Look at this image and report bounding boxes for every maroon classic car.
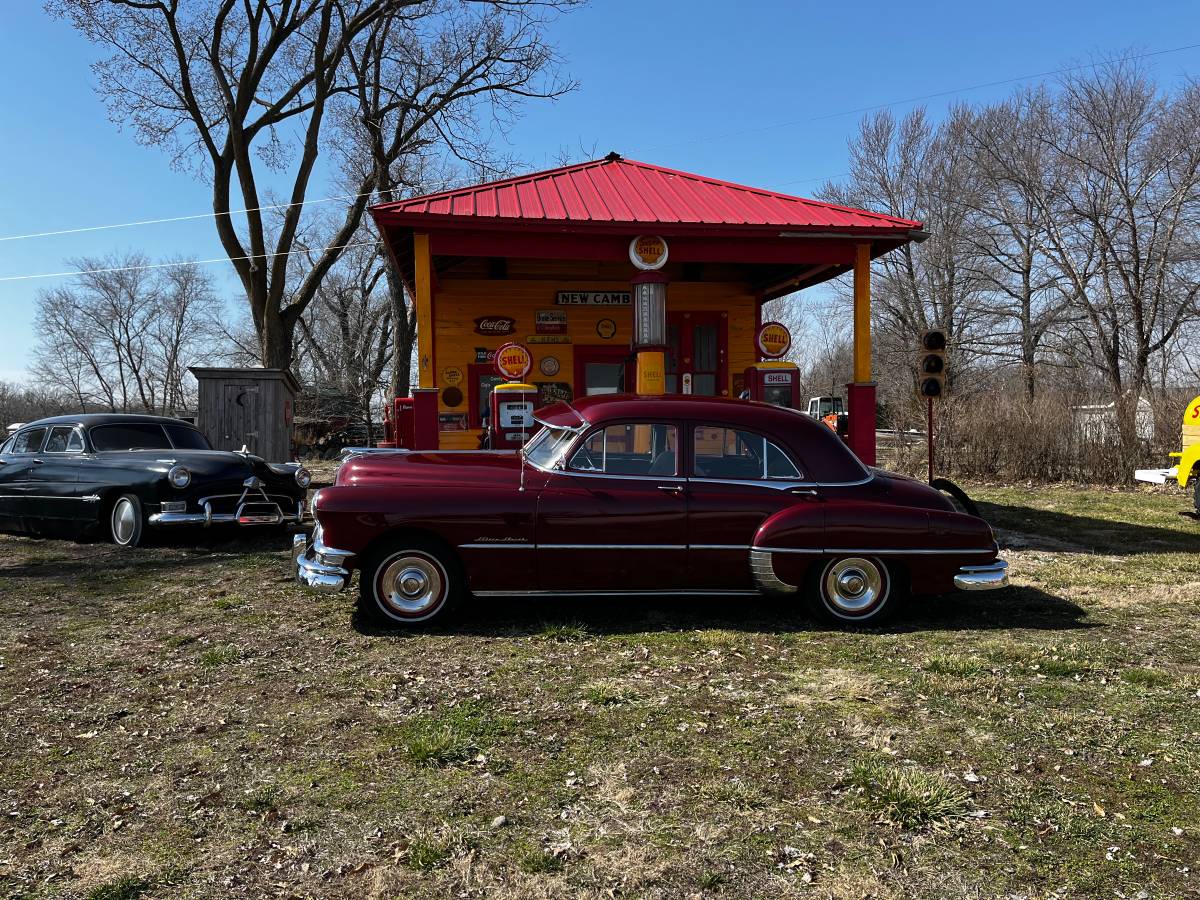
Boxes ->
[293,395,1008,627]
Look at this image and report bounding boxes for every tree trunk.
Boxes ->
[385,263,415,399]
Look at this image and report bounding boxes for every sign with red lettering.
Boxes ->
[474,316,516,336]
[756,321,792,359]
[629,235,669,271]
[494,342,533,381]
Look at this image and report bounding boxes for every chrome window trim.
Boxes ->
[43,426,85,454]
[566,421,680,478]
[544,468,687,483]
[691,425,804,481]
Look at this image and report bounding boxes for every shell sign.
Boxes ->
[756,321,792,359]
[494,342,533,381]
[629,235,668,271]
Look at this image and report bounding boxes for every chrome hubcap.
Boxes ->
[824,557,884,614]
[379,555,444,617]
[112,499,136,545]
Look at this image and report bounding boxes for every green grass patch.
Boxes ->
[86,875,155,900]
[848,759,972,829]
[924,653,984,677]
[537,620,591,641]
[1122,667,1172,687]
[383,700,510,768]
[198,645,240,667]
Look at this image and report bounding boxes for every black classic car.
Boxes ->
[0,414,310,547]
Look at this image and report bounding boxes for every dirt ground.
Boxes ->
[1,482,1199,899]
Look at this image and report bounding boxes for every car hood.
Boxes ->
[338,450,522,488]
[100,449,296,483]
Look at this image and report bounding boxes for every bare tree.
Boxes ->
[50,0,576,370]
[961,90,1074,398]
[296,237,393,434]
[1026,62,1200,457]
[32,255,221,413]
[821,106,989,389]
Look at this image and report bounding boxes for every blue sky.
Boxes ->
[2,0,1199,383]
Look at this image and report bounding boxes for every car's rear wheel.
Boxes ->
[109,494,145,548]
[358,538,460,627]
[807,555,898,626]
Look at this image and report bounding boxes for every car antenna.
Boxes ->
[518,444,526,493]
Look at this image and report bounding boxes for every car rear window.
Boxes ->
[90,423,172,451]
[165,425,211,450]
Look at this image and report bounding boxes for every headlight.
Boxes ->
[295,466,312,489]
[167,465,191,489]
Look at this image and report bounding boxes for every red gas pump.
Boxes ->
[743,361,801,410]
[488,382,537,449]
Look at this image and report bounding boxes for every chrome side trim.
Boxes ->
[538,544,688,550]
[750,549,799,595]
[459,542,536,550]
[752,546,822,555]
[752,545,997,556]
[551,469,686,483]
[689,544,751,551]
[472,589,762,598]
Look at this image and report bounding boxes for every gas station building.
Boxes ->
[370,153,924,465]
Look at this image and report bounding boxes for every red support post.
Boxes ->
[845,382,877,466]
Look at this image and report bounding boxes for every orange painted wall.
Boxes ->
[429,259,759,449]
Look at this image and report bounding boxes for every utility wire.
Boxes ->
[636,40,1200,153]
[0,40,1195,251]
[0,239,382,283]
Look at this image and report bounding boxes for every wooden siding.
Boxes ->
[428,259,758,450]
[191,370,297,462]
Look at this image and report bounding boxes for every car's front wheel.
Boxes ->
[109,494,145,548]
[358,539,460,627]
[807,555,899,626]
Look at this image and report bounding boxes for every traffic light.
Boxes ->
[918,329,947,398]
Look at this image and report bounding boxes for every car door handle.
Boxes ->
[789,487,818,496]
[657,484,685,495]
[32,459,45,465]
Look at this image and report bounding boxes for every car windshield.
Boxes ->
[164,424,211,450]
[90,423,172,451]
[523,425,578,470]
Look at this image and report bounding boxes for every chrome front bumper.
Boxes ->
[292,527,353,593]
[954,559,1010,591]
[149,499,306,528]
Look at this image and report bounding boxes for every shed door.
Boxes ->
[222,384,261,453]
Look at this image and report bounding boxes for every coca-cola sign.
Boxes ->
[474,316,516,336]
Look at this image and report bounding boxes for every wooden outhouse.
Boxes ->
[189,367,299,462]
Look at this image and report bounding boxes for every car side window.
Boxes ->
[12,427,48,455]
[0,436,12,455]
[568,423,678,476]
[692,426,802,480]
[45,426,83,453]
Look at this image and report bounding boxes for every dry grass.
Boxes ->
[1,482,1199,898]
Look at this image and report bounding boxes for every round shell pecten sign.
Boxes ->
[494,342,533,381]
[629,235,668,271]
[756,321,792,359]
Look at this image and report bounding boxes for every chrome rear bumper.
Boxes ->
[954,559,1010,591]
[293,527,352,593]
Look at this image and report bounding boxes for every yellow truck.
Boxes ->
[1135,395,1200,513]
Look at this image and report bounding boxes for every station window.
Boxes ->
[692,426,801,480]
[569,423,677,476]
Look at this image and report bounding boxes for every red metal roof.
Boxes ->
[372,155,922,235]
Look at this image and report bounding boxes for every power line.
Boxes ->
[636,40,1200,154]
[0,40,1196,248]
[0,239,382,283]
